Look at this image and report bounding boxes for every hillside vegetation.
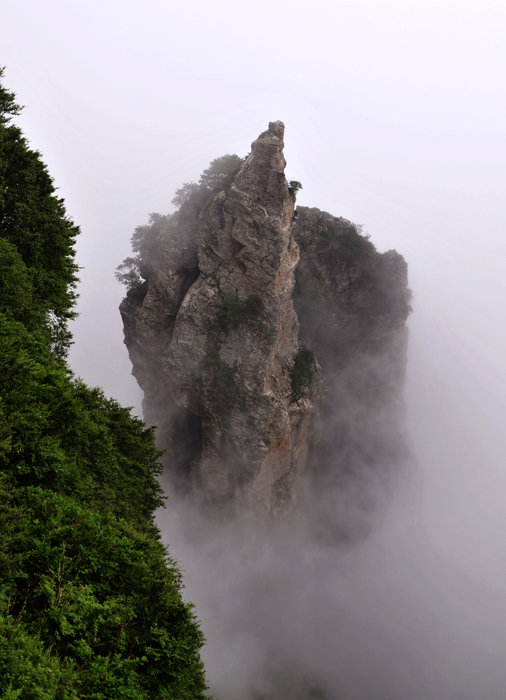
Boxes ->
[0,69,207,700]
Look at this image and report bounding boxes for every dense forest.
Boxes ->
[0,69,207,700]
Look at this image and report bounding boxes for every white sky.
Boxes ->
[2,1,506,696]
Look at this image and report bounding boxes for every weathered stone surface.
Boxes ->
[121,122,323,516]
[120,123,411,532]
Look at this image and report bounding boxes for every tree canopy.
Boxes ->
[0,68,79,357]
[0,69,207,700]
[171,153,245,208]
[116,154,245,300]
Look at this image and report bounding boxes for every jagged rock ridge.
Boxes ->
[120,122,411,525]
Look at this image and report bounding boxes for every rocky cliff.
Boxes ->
[120,122,411,527]
[292,208,410,537]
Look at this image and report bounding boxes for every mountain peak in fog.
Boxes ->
[119,123,411,533]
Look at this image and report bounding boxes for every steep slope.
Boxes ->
[120,122,411,528]
[0,71,207,700]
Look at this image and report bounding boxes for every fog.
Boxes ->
[2,0,506,697]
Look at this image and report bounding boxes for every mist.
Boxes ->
[2,0,506,697]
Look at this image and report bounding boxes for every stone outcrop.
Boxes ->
[120,122,411,529]
[121,122,323,517]
[292,209,411,537]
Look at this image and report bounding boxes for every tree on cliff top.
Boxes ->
[116,154,245,300]
[171,153,245,208]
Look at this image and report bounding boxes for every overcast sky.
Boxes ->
[2,1,506,696]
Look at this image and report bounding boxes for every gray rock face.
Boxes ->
[121,122,323,516]
[120,123,411,529]
[292,208,411,537]
[293,208,409,355]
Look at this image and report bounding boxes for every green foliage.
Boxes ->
[0,483,206,700]
[0,269,207,697]
[287,180,303,202]
[0,71,207,700]
[126,280,149,305]
[171,182,201,209]
[0,313,165,531]
[335,224,376,257]
[0,67,23,124]
[216,292,264,333]
[115,256,143,290]
[0,69,79,357]
[0,607,75,700]
[115,214,170,297]
[130,213,166,257]
[198,154,244,192]
[171,154,244,209]
[0,238,44,331]
[291,345,316,398]
[316,221,376,260]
